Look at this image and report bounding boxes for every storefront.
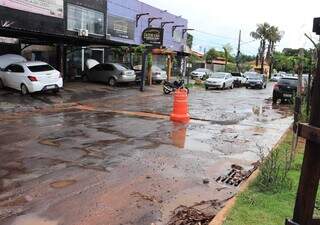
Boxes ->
[107,0,190,76]
[0,0,190,81]
[0,0,122,80]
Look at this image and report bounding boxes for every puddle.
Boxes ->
[50,179,77,189]
[12,214,58,225]
[39,139,61,147]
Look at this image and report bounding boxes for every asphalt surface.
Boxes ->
[0,82,292,225]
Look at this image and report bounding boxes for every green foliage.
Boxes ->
[132,45,146,55]
[205,48,219,61]
[273,49,316,73]
[147,53,153,68]
[254,147,292,193]
[223,133,305,225]
[226,63,237,72]
[187,33,193,49]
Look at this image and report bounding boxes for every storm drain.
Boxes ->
[216,163,259,187]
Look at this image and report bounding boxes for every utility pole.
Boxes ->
[236,30,241,72]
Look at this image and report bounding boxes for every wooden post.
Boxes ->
[290,48,320,225]
[167,55,172,81]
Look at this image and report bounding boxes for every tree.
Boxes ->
[205,48,219,62]
[251,23,271,74]
[266,26,283,78]
[187,33,193,49]
[223,44,233,72]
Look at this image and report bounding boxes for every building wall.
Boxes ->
[107,0,188,52]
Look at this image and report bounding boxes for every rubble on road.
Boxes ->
[167,199,232,225]
[215,162,260,187]
[131,192,163,204]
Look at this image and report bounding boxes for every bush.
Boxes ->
[253,142,293,193]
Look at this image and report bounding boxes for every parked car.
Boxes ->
[0,61,63,95]
[133,65,167,84]
[85,59,136,86]
[272,76,301,103]
[190,68,213,80]
[231,72,246,87]
[0,54,27,70]
[270,73,285,82]
[151,66,167,84]
[205,72,234,90]
[245,72,267,89]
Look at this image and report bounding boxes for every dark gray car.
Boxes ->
[86,63,136,86]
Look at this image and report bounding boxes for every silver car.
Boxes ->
[86,62,136,86]
[152,66,167,84]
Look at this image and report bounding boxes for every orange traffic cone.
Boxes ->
[170,89,190,123]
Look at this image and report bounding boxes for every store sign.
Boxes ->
[107,15,135,40]
[0,0,63,18]
[142,28,164,46]
[313,17,320,35]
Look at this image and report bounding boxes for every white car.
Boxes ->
[205,72,234,90]
[0,61,63,95]
[190,68,213,80]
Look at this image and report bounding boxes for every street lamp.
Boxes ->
[182,29,194,38]
[136,13,150,27]
[148,17,162,27]
[161,21,174,29]
[172,25,184,37]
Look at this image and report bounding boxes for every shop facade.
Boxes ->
[0,0,189,79]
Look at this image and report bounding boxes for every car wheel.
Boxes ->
[205,86,209,90]
[246,86,249,89]
[108,77,116,86]
[0,79,4,89]
[21,84,29,95]
[53,89,60,94]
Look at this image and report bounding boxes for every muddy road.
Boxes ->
[0,83,292,225]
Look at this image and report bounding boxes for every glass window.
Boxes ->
[211,72,226,78]
[278,78,298,86]
[101,64,114,71]
[28,64,54,72]
[114,64,129,70]
[67,4,104,36]
[5,64,24,73]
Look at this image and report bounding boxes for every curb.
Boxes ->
[209,127,292,225]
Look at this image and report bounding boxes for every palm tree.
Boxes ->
[223,44,233,72]
[251,23,271,74]
[266,26,283,78]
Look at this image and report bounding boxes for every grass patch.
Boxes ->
[223,132,306,225]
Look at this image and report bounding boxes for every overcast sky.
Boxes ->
[140,0,320,55]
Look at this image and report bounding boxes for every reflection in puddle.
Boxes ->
[12,214,58,225]
[171,123,187,149]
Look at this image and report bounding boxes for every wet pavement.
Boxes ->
[0,82,292,225]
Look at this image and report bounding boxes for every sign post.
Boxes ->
[140,28,164,92]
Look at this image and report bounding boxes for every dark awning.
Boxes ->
[0,27,128,46]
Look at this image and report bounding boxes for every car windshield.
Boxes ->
[246,73,261,79]
[231,73,241,77]
[114,64,129,70]
[28,64,54,72]
[195,68,207,72]
[152,66,162,71]
[278,78,298,86]
[211,73,226,78]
